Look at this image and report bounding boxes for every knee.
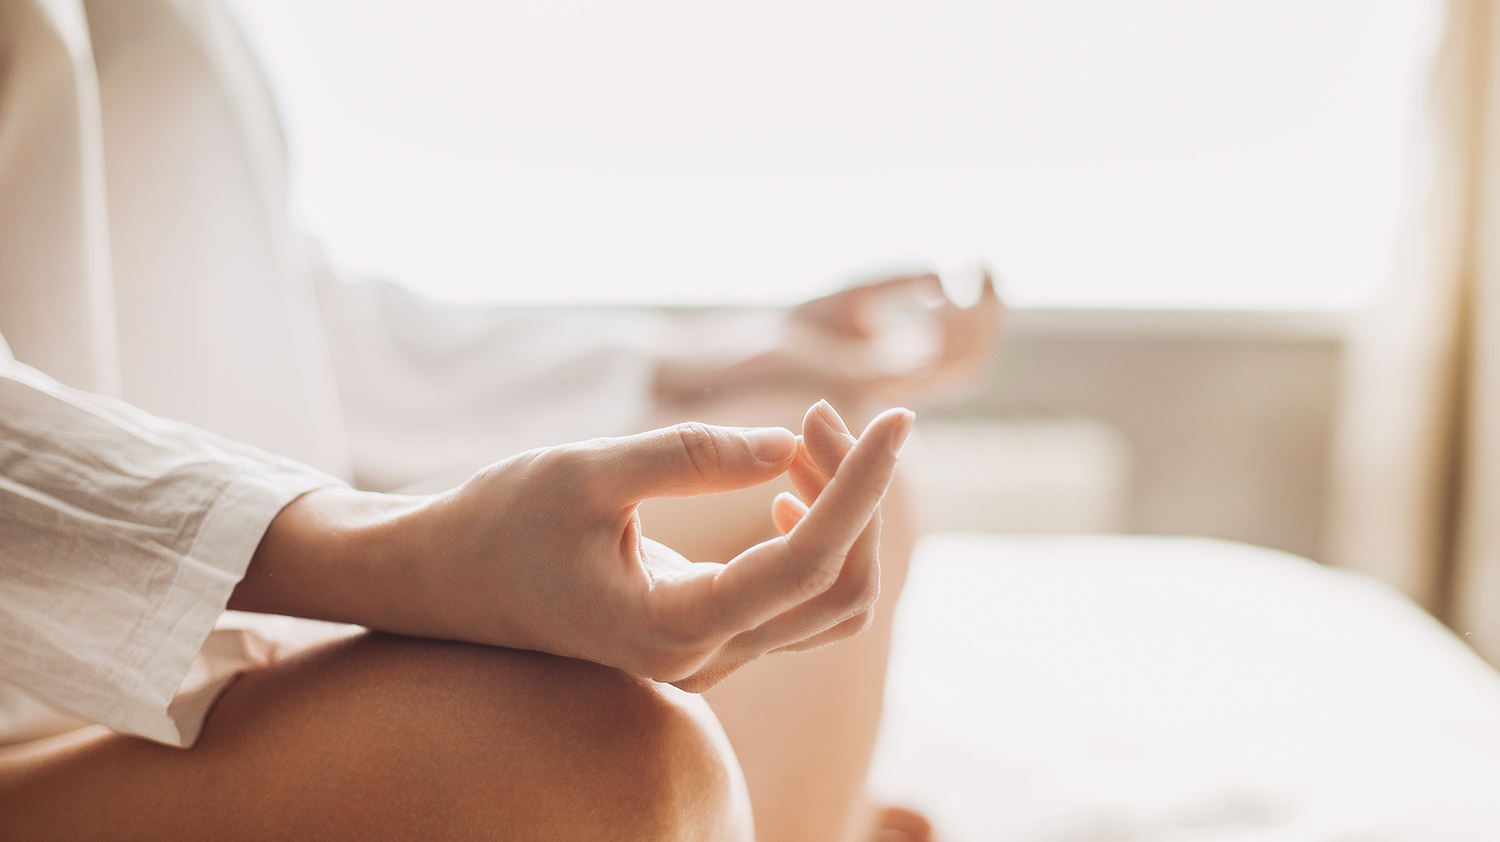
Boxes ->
[476,649,755,842]
[219,635,754,842]
[612,676,756,842]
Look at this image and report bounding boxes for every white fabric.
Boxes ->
[316,273,664,493]
[871,534,1500,841]
[0,0,119,398]
[86,0,355,479]
[0,0,660,747]
[0,357,339,746]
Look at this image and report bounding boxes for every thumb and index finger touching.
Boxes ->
[589,399,912,575]
[780,405,911,564]
[598,400,903,517]
[774,400,858,533]
[593,402,912,661]
[707,405,914,635]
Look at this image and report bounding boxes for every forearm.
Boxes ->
[317,277,667,491]
[652,307,789,402]
[229,487,437,636]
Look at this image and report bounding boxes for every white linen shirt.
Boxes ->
[0,346,342,741]
[0,0,348,748]
[0,350,341,747]
[0,0,658,747]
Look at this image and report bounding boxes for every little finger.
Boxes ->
[773,608,873,653]
[721,510,881,656]
[702,408,909,634]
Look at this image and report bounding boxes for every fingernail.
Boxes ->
[745,426,796,463]
[889,410,915,455]
[813,399,851,435]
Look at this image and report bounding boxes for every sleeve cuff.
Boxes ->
[113,468,340,747]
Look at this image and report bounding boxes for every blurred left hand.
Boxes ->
[654,268,1004,408]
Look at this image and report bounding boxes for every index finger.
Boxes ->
[788,400,856,504]
[784,407,910,562]
[705,407,914,631]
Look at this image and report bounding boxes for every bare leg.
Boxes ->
[705,474,919,842]
[0,633,752,842]
[641,389,924,842]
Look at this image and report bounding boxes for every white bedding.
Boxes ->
[868,534,1500,841]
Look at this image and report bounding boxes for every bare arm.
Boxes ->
[654,271,1003,410]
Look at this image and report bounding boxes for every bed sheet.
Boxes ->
[867,534,1500,841]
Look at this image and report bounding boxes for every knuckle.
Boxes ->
[821,611,873,647]
[536,447,601,506]
[537,446,589,485]
[798,561,841,602]
[673,422,722,480]
[816,552,879,613]
[671,659,737,694]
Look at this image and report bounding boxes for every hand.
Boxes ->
[654,269,1003,408]
[235,402,913,693]
[790,269,1003,401]
[766,399,883,652]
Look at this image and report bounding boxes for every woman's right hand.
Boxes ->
[232,402,912,692]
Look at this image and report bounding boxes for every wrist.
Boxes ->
[231,486,433,631]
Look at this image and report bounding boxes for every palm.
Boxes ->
[432,401,907,694]
[789,270,1003,401]
[626,401,880,692]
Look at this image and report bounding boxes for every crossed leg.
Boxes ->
[0,394,920,842]
[702,474,920,842]
[641,389,926,842]
[0,634,752,841]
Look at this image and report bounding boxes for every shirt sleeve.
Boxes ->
[0,358,344,747]
[314,265,666,492]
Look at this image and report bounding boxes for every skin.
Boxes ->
[227,404,915,690]
[0,635,752,842]
[647,273,1001,842]
[643,398,925,842]
[0,271,1001,841]
[656,272,1003,411]
[0,402,911,841]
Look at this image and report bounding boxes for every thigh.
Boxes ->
[640,387,924,842]
[0,633,750,842]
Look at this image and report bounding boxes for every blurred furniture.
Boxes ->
[868,533,1500,842]
[911,418,1132,535]
[930,308,1346,560]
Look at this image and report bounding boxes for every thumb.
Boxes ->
[598,421,796,504]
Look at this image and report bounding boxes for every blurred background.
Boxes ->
[228,0,1437,564]
[222,2,1500,837]
[231,0,1430,311]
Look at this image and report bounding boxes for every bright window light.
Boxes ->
[230,0,1440,309]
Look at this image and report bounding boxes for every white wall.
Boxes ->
[231,0,1435,309]
[937,308,1345,559]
